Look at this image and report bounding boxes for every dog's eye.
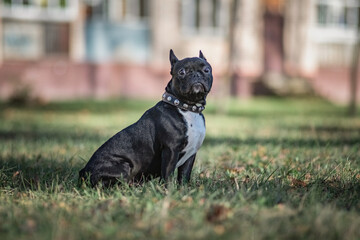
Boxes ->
[203,67,210,74]
[178,68,186,76]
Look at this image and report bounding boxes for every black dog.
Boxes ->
[79,50,213,187]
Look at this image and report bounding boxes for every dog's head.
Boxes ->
[166,49,213,105]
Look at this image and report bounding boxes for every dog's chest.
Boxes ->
[176,110,206,168]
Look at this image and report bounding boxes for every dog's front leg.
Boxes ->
[177,154,196,184]
[161,147,180,182]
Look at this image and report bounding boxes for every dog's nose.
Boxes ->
[192,83,205,93]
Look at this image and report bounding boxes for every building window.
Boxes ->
[1,0,73,60]
[2,0,68,8]
[316,0,360,29]
[0,0,78,22]
[88,0,150,22]
[181,0,229,36]
[86,0,109,20]
[315,0,360,67]
[44,23,69,56]
[315,0,360,43]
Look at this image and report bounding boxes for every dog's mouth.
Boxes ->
[191,83,206,94]
[182,82,208,104]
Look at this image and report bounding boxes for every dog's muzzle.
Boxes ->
[192,83,205,94]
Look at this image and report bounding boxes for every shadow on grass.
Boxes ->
[308,179,360,210]
[288,126,360,134]
[203,136,360,148]
[1,151,359,212]
[0,129,105,143]
[198,173,360,211]
[0,153,82,190]
[203,125,360,148]
[1,127,359,148]
[0,98,155,113]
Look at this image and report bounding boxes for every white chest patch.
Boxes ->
[176,109,206,168]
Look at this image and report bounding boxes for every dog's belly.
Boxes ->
[176,109,206,168]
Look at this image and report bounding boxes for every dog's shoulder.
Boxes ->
[140,101,188,140]
[142,101,183,121]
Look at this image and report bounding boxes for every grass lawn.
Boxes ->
[0,97,359,240]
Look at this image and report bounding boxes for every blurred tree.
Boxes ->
[227,0,238,97]
[349,25,360,116]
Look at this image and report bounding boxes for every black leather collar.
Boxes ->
[162,92,205,113]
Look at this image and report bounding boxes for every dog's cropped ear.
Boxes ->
[169,49,178,74]
[199,50,206,61]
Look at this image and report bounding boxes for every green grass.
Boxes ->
[0,97,359,240]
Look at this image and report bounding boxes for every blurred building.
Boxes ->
[0,0,359,103]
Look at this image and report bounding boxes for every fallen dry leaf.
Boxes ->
[199,170,211,179]
[206,204,231,223]
[288,176,307,188]
[164,220,175,233]
[225,166,245,175]
[12,171,21,180]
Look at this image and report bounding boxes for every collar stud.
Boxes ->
[162,92,205,113]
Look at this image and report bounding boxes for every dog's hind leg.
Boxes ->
[84,159,133,187]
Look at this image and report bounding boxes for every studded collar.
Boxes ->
[162,92,205,113]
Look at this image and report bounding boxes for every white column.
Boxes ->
[69,0,85,62]
[284,0,317,76]
[151,0,180,67]
[234,0,263,75]
[108,0,124,22]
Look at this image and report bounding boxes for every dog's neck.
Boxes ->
[162,92,205,113]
